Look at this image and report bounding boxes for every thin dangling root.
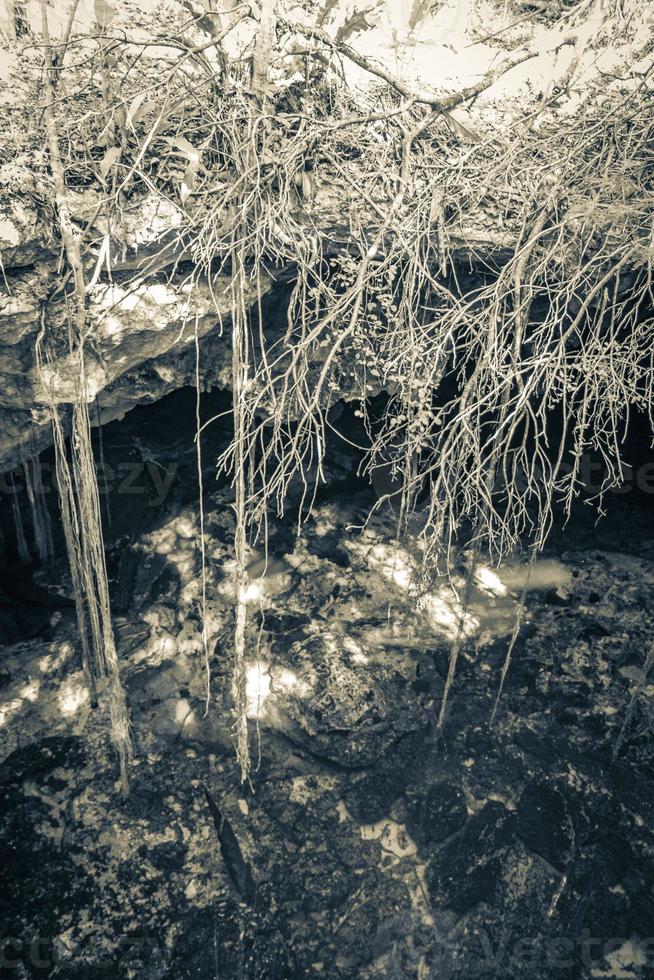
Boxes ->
[21,449,54,564]
[9,470,31,563]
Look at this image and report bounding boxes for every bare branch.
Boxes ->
[280,14,540,112]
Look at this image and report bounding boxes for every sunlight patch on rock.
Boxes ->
[58,677,89,717]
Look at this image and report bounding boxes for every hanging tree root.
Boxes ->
[30,0,654,757]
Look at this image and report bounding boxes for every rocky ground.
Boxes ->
[1,397,654,980]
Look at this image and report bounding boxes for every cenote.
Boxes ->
[1,1,654,977]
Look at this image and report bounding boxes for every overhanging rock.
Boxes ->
[0,265,273,471]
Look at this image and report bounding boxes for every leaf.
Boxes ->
[408,0,431,30]
[204,788,256,907]
[259,150,278,166]
[619,666,646,685]
[301,171,313,201]
[169,136,202,168]
[126,93,148,130]
[444,111,481,144]
[94,0,115,28]
[99,145,121,180]
[335,7,378,44]
[318,0,340,27]
[179,168,196,204]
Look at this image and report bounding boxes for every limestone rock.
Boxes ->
[426,801,517,913]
